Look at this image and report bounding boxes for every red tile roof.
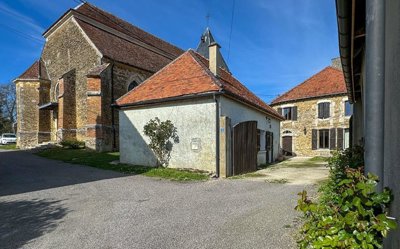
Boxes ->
[116,50,284,120]
[73,3,183,72]
[271,66,347,105]
[15,60,49,81]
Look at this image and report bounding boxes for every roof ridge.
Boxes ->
[77,2,183,56]
[271,66,332,104]
[117,50,195,104]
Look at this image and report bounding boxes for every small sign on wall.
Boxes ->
[191,138,202,152]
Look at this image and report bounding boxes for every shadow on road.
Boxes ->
[0,199,68,249]
[0,150,126,196]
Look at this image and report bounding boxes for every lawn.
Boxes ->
[0,144,17,150]
[36,148,209,181]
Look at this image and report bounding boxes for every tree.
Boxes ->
[0,83,16,133]
[143,117,179,167]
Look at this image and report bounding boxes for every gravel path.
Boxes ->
[0,150,314,249]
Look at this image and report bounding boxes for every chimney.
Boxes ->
[331,57,343,71]
[208,42,221,76]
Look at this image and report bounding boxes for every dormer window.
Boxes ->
[127,80,138,92]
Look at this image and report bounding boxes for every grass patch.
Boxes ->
[229,172,266,179]
[309,156,329,162]
[36,148,209,181]
[0,144,17,150]
[265,178,289,184]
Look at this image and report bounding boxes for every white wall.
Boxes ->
[219,96,281,163]
[119,98,217,172]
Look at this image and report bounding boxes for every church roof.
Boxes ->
[43,2,184,73]
[116,50,283,121]
[196,27,230,72]
[271,66,347,105]
[15,59,49,81]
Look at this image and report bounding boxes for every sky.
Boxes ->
[0,0,339,103]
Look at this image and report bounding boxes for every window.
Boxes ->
[279,106,297,120]
[127,80,138,91]
[345,101,353,116]
[319,129,330,149]
[318,102,330,119]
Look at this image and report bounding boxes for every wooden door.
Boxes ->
[232,121,257,175]
[282,136,292,155]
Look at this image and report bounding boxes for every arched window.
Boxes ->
[54,82,60,101]
[127,80,138,92]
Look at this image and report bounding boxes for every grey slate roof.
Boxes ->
[196,27,230,72]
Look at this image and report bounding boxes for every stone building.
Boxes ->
[270,59,351,156]
[13,3,184,151]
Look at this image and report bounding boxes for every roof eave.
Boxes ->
[270,92,348,106]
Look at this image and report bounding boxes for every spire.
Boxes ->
[196,27,230,72]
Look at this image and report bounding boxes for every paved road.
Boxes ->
[0,150,314,249]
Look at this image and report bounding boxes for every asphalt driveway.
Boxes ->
[0,150,314,249]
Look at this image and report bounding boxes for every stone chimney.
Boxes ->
[208,42,221,76]
[331,57,343,71]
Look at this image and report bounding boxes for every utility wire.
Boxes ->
[0,23,44,44]
[227,0,236,62]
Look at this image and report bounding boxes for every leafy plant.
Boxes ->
[60,139,85,149]
[296,146,397,249]
[143,117,179,167]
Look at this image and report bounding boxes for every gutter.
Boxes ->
[110,62,116,150]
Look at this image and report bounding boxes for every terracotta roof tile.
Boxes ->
[74,3,183,71]
[15,60,49,81]
[271,67,347,105]
[117,50,284,120]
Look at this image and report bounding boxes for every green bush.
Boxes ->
[60,140,85,149]
[296,147,397,249]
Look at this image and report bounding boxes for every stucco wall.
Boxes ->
[273,95,350,156]
[119,98,217,172]
[219,96,281,163]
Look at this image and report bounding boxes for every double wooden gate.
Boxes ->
[232,121,257,175]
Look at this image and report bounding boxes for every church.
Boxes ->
[14,2,227,151]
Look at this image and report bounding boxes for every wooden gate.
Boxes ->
[232,121,257,175]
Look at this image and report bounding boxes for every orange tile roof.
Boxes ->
[15,59,49,81]
[116,50,284,120]
[271,66,347,105]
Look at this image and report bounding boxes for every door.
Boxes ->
[282,136,293,155]
[232,121,257,175]
[265,131,274,163]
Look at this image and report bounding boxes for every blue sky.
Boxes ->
[0,0,339,103]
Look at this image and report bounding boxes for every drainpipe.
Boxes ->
[214,93,220,178]
[110,62,116,150]
[365,0,385,191]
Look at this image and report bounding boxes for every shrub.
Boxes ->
[296,147,397,249]
[60,140,85,149]
[143,117,179,167]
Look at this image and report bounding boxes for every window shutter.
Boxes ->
[325,103,330,118]
[292,106,298,121]
[329,128,336,149]
[318,103,323,118]
[337,128,344,150]
[312,129,317,150]
[277,107,282,115]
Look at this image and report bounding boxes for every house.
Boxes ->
[270,59,351,157]
[116,43,284,177]
[336,0,400,247]
[13,2,183,151]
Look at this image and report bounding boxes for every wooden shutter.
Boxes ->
[292,106,298,121]
[337,128,344,150]
[329,128,336,149]
[325,103,331,118]
[277,107,282,116]
[318,103,323,118]
[312,129,317,150]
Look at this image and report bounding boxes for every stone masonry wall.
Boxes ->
[41,17,101,142]
[273,95,350,156]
